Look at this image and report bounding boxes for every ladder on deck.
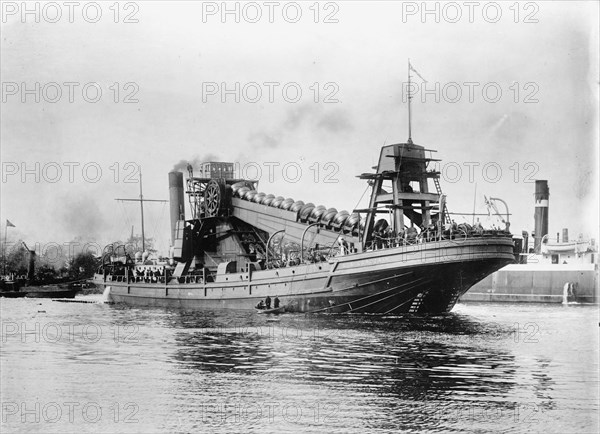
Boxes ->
[433,177,451,224]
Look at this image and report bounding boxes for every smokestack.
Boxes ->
[534,180,549,253]
[169,171,185,245]
[562,228,569,243]
[27,250,35,280]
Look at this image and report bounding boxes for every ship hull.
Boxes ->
[461,263,599,304]
[23,287,80,299]
[0,283,80,298]
[95,237,514,314]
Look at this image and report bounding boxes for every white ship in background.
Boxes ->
[462,180,598,304]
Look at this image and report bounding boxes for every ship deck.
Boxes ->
[95,236,515,314]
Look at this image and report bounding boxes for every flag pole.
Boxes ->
[407,59,413,144]
[139,170,145,253]
[472,183,477,225]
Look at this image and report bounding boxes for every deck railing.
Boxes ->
[364,228,511,252]
[100,228,511,282]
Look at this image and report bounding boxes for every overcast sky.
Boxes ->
[1,1,598,256]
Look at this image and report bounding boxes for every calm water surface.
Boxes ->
[1,296,598,433]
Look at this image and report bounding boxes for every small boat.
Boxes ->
[0,279,26,297]
[23,285,80,298]
[0,280,81,299]
[1,241,84,299]
[256,306,286,314]
[0,290,27,298]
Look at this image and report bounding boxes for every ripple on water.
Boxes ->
[0,298,597,433]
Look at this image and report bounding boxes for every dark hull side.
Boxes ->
[95,237,515,314]
[23,288,80,299]
[0,290,79,298]
[1,278,81,298]
[0,291,28,298]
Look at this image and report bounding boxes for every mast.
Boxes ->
[139,171,145,252]
[115,167,167,253]
[472,183,477,225]
[407,59,413,144]
[407,60,427,145]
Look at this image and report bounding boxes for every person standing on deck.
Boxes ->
[274,296,280,309]
[339,237,348,256]
[265,295,272,309]
[407,224,418,244]
[474,218,484,235]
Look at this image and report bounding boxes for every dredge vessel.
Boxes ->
[94,141,516,314]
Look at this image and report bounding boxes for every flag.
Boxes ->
[483,196,492,217]
[409,61,427,83]
[6,220,15,227]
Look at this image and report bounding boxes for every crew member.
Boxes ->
[339,237,348,256]
[373,219,388,250]
[265,295,272,309]
[474,218,484,235]
[406,224,418,243]
[427,222,435,242]
[396,229,405,246]
[274,296,280,309]
[256,250,266,269]
[383,227,394,248]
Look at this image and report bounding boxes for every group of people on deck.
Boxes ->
[367,217,500,251]
[256,295,280,310]
[134,266,168,283]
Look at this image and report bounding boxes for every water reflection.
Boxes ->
[169,311,518,402]
[2,299,596,433]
